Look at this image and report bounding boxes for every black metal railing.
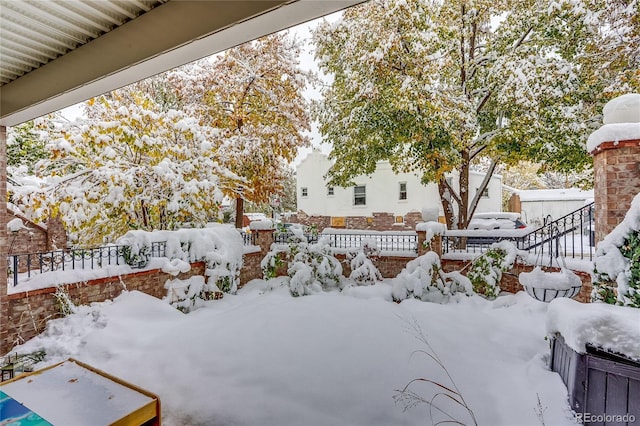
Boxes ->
[274,232,319,244]
[8,242,166,287]
[442,203,595,265]
[9,228,260,288]
[322,232,418,253]
[239,231,257,246]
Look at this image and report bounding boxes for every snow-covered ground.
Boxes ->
[14,281,577,426]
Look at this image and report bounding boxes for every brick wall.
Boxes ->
[6,262,207,349]
[592,141,640,243]
[2,229,593,356]
[441,259,592,303]
[289,211,424,232]
[240,251,263,284]
[8,212,68,256]
[336,253,415,279]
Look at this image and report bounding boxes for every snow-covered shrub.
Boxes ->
[392,252,472,303]
[288,237,343,296]
[466,241,523,299]
[118,224,244,298]
[119,243,150,268]
[592,194,640,307]
[347,238,382,286]
[261,237,343,296]
[162,259,212,313]
[164,276,216,313]
[53,286,77,316]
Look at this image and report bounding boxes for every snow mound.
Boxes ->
[587,93,640,152]
[7,218,28,232]
[249,220,274,230]
[602,93,640,125]
[519,267,581,290]
[586,123,640,152]
[547,297,640,361]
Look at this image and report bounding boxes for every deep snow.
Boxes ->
[12,282,577,426]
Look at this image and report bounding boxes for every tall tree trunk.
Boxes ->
[438,178,455,229]
[234,197,244,229]
[459,150,470,230]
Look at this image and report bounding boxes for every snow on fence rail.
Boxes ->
[319,229,418,254]
[7,242,167,288]
[442,203,596,265]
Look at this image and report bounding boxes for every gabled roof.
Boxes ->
[0,0,365,126]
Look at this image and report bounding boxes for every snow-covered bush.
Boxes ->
[165,276,216,313]
[261,237,343,297]
[392,252,472,304]
[118,224,244,300]
[466,241,523,299]
[346,238,383,286]
[162,259,217,313]
[592,193,640,307]
[119,244,150,268]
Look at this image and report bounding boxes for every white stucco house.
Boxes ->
[296,150,503,218]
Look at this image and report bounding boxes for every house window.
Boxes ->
[477,187,489,198]
[353,185,366,206]
[327,186,334,196]
[301,187,308,197]
[399,182,407,200]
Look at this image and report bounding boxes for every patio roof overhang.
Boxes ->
[0,0,365,127]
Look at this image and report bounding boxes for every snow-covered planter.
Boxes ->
[592,192,640,308]
[547,298,640,416]
[519,267,582,302]
[392,251,472,304]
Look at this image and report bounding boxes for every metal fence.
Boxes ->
[321,233,418,253]
[273,232,319,244]
[8,242,166,287]
[239,231,256,246]
[443,203,595,265]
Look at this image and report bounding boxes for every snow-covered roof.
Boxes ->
[517,188,594,202]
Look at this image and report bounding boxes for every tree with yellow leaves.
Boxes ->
[175,33,314,227]
[17,90,237,246]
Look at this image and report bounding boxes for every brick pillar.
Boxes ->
[591,142,640,242]
[417,230,442,257]
[589,94,640,244]
[254,229,275,256]
[0,125,8,355]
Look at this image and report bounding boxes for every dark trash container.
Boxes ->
[550,334,640,425]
